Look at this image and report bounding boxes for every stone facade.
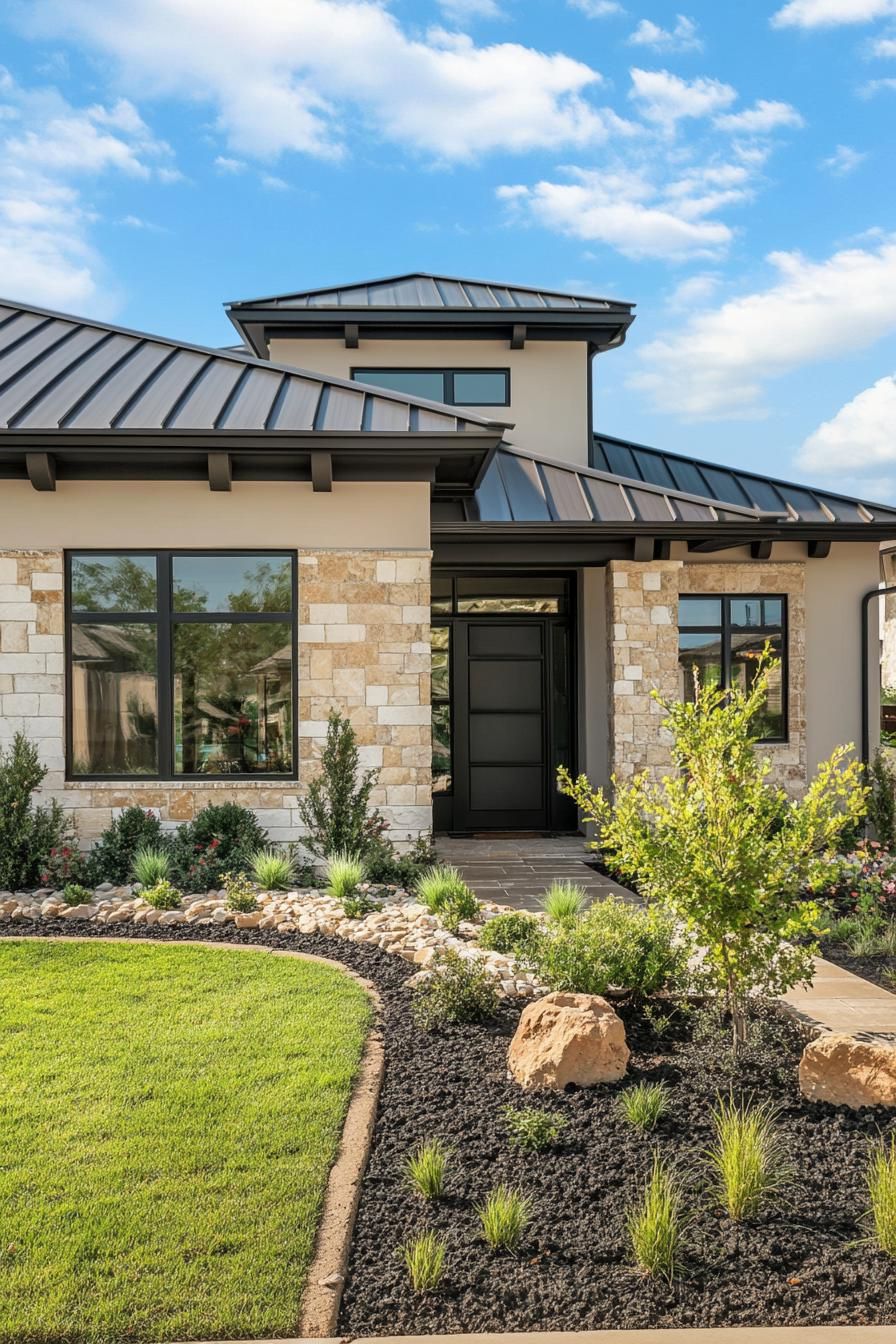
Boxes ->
[607,558,807,791]
[0,549,431,849]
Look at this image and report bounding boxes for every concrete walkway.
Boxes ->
[434,835,634,911]
[782,956,896,1040]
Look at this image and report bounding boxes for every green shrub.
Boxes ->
[223,871,258,913]
[618,1081,670,1132]
[405,1139,450,1199]
[170,803,268,890]
[503,1105,567,1152]
[400,1231,446,1292]
[867,1136,896,1257]
[412,949,499,1030]
[86,806,165,886]
[627,1153,686,1281]
[364,832,437,887]
[61,882,94,906]
[416,865,479,930]
[132,845,171,887]
[298,710,382,859]
[342,892,381,919]
[479,911,541,958]
[142,878,182,911]
[528,894,686,999]
[326,850,367,903]
[540,879,587,924]
[249,846,294,890]
[477,1184,532,1252]
[707,1096,789,1221]
[0,734,77,891]
[560,651,866,1057]
[867,750,896,848]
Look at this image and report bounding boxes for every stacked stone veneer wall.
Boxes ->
[607,558,807,792]
[0,549,431,848]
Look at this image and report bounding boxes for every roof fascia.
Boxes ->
[431,520,896,543]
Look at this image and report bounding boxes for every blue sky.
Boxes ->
[1,0,896,497]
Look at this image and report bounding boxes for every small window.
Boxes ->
[678,593,787,742]
[352,368,510,406]
[68,552,296,779]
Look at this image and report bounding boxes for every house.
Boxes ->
[0,272,893,847]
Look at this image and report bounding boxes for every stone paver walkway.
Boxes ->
[782,956,896,1041]
[434,835,635,912]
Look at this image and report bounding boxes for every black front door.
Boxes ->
[431,575,576,833]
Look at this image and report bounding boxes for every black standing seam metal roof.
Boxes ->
[468,446,787,526]
[227,271,634,313]
[591,433,896,526]
[0,299,510,435]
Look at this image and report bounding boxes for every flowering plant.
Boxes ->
[805,840,896,921]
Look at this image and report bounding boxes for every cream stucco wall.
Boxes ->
[269,336,591,466]
[0,479,430,550]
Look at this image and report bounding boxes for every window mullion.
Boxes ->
[157,553,173,778]
[722,598,732,691]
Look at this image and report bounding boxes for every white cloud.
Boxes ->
[627,15,702,51]
[630,235,896,418]
[23,0,618,162]
[871,32,896,52]
[260,172,289,190]
[214,154,246,172]
[438,0,504,20]
[772,0,896,26]
[798,375,896,477]
[822,143,868,173]
[860,75,896,92]
[628,68,737,124]
[568,0,624,15]
[714,99,805,132]
[496,160,747,261]
[0,69,175,312]
[666,271,721,304]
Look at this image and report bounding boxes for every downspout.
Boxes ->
[860,583,896,764]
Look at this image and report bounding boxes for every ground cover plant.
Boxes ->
[412,948,499,1029]
[3,922,896,1335]
[0,938,370,1344]
[504,1105,567,1151]
[561,653,866,1055]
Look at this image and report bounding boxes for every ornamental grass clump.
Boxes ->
[142,878,182,911]
[400,1231,446,1293]
[416,865,479,930]
[866,1136,896,1257]
[560,651,867,1058]
[249,846,294,890]
[477,1184,532,1252]
[619,1081,670,1132]
[132,845,171,888]
[405,1139,450,1199]
[540,879,587,924]
[707,1095,789,1221]
[627,1153,686,1282]
[504,1105,567,1152]
[326,850,367,903]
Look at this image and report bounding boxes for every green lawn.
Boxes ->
[0,939,372,1344]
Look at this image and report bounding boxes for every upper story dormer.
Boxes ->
[226,273,634,467]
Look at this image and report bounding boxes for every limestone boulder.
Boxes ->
[508,991,629,1091]
[799,1032,896,1108]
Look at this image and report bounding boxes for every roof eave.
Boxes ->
[431,520,896,543]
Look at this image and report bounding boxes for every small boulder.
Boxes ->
[799,1032,896,1108]
[508,991,629,1090]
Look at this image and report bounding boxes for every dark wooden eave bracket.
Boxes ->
[510,323,526,350]
[26,452,56,491]
[207,452,232,492]
[344,322,359,349]
[809,540,831,558]
[311,450,333,492]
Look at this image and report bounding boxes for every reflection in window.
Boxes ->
[174,623,292,775]
[70,623,158,774]
[431,624,451,794]
[678,594,786,741]
[68,552,295,778]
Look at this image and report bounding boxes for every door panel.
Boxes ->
[468,624,541,657]
[470,765,543,811]
[469,659,542,711]
[469,712,542,762]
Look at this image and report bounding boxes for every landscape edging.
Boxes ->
[1,934,385,1342]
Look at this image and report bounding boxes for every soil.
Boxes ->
[4,921,895,1334]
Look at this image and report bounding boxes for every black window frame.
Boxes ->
[678,593,788,744]
[351,367,511,406]
[65,549,298,781]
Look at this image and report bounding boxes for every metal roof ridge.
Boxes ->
[226,271,635,311]
[498,444,786,520]
[0,297,510,430]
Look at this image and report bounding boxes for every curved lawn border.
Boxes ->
[1,935,384,1341]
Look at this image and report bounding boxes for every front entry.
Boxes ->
[431,574,576,833]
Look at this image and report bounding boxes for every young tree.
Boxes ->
[559,655,866,1057]
[298,710,382,858]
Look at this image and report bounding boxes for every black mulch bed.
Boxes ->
[821,940,895,993]
[4,922,896,1334]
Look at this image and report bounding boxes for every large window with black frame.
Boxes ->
[677,594,787,742]
[67,552,296,778]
